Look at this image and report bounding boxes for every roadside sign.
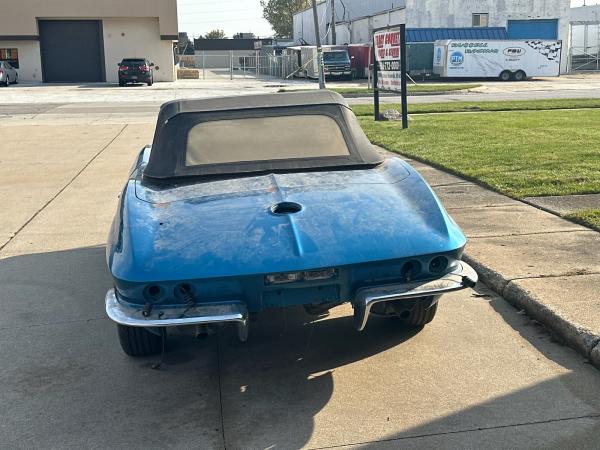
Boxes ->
[372,24,408,128]
[254,41,263,50]
[374,27,401,91]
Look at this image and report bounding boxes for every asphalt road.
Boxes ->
[3,85,600,119]
[1,118,600,448]
[1,74,600,121]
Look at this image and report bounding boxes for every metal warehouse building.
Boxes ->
[294,0,571,74]
[0,0,178,83]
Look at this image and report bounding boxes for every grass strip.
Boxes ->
[331,84,481,95]
[359,108,600,198]
[564,209,600,232]
[352,98,600,116]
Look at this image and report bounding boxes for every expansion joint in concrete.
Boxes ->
[307,413,600,450]
[468,229,594,239]
[463,253,600,369]
[0,124,128,254]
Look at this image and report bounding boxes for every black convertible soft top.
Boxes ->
[143,91,383,182]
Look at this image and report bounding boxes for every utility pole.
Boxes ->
[331,0,337,45]
[311,0,326,89]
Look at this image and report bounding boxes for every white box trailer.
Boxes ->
[433,40,562,81]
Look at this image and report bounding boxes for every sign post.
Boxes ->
[372,24,408,128]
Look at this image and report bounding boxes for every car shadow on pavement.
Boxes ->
[214,287,600,449]
[216,307,423,449]
[3,246,600,449]
[0,245,421,448]
[0,246,224,448]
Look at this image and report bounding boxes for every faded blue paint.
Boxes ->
[507,20,558,40]
[107,149,467,312]
[407,27,508,43]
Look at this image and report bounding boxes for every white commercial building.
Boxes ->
[294,0,571,73]
[0,0,178,83]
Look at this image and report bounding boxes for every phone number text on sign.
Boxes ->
[374,28,401,91]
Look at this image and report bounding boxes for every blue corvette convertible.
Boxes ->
[105,91,477,357]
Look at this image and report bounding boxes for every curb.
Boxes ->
[463,254,600,369]
[341,90,476,98]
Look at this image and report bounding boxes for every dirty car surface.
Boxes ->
[105,91,477,357]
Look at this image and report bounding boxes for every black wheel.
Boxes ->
[400,300,438,327]
[119,81,125,87]
[147,78,153,86]
[514,70,526,81]
[3,77,8,87]
[12,74,18,85]
[371,297,439,327]
[499,70,511,82]
[117,324,163,356]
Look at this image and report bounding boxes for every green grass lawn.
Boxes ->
[565,209,600,232]
[352,98,600,116]
[359,108,600,198]
[280,84,480,96]
[330,83,481,95]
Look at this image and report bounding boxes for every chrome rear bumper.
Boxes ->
[353,260,478,331]
[105,289,249,341]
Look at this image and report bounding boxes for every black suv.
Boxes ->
[118,58,154,86]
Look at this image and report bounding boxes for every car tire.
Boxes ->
[401,300,438,327]
[117,324,164,356]
[12,74,18,85]
[147,78,153,86]
[513,70,526,81]
[499,70,511,82]
[3,76,8,87]
[119,81,125,87]
[371,297,439,327]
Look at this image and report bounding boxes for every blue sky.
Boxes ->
[177,0,600,39]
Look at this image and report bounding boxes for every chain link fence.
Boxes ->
[177,51,301,80]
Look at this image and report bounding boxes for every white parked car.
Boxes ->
[0,61,18,86]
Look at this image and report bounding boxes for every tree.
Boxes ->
[204,29,226,39]
[233,32,256,39]
[260,0,310,38]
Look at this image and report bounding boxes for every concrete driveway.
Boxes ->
[1,119,600,449]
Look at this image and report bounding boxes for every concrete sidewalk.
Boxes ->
[394,153,600,369]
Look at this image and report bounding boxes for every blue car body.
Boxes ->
[105,91,477,355]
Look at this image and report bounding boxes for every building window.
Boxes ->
[472,13,489,27]
[0,48,19,68]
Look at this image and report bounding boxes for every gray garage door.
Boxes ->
[39,20,105,83]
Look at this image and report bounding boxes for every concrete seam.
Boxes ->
[216,333,227,450]
[463,252,600,369]
[468,229,594,239]
[307,413,600,450]
[446,204,521,210]
[509,272,600,281]
[0,316,107,333]
[0,124,128,254]
[427,181,472,188]
[502,281,600,362]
